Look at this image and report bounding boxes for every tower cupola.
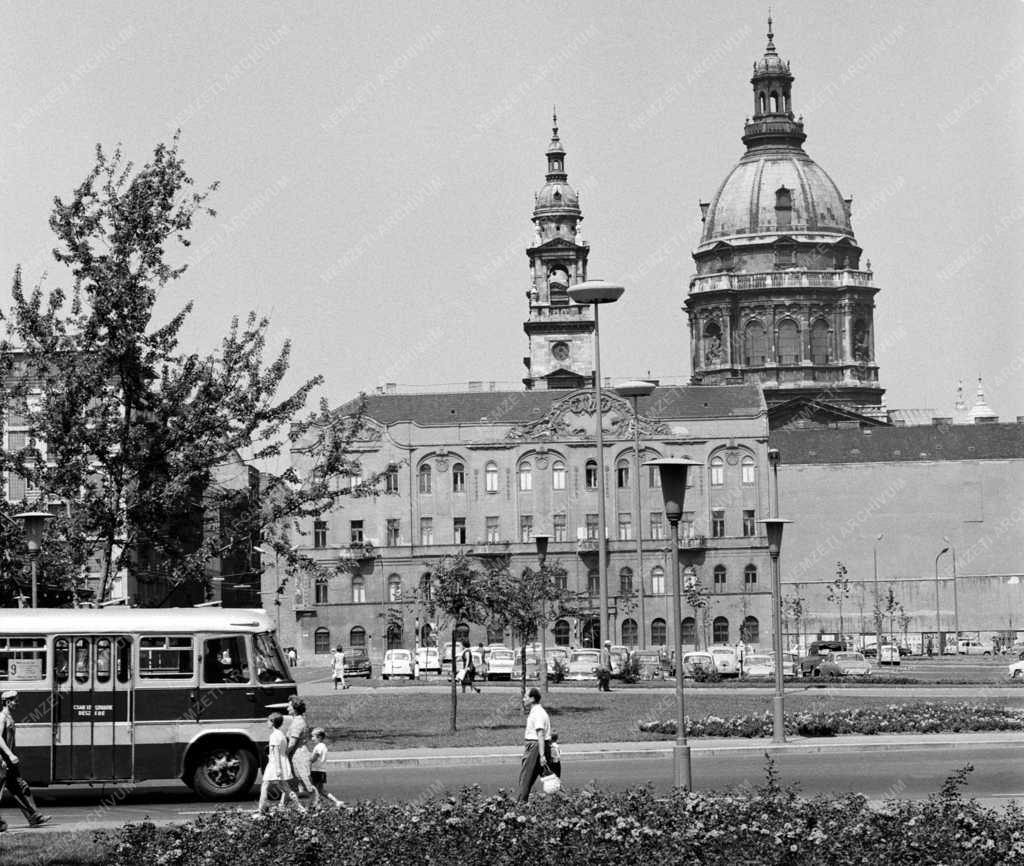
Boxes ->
[533,109,582,231]
[743,16,806,148]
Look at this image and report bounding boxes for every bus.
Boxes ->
[0,607,295,800]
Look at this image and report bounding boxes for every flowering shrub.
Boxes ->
[96,767,1024,865]
[637,702,1024,737]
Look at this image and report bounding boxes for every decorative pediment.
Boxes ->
[354,417,385,442]
[506,390,671,441]
[528,237,582,253]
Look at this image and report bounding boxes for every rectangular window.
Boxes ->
[315,579,329,604]
[617,512,632,541]
[453,517,466,544]
[520,514,534,543]
[651,569,665,595]
[313,520,327,549]
[552,463,566,490]
[352,579,366,604]
[741,460,756,485]
[452,464,465,493]
[711,508,726,539]
[385,519,400,546]
[0,636,47,681]
[420,517,434,546]
[585,513,599,540]
[616,464,629,488]
[742,509,757,537]
[649,512,664,540]
[648,466,661,488]
[349,472,362,491]
[350,520,364,544]
[585,463,598,489]
[714,569,727,592]
[202,636,250,685]
[385,465,400,493]
[139,636,194,679]
[682,512,695,539]
[553,513,567,542]
[485,516,500,543]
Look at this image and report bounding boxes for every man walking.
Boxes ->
[0,691,51,830]
[597,640,613,692]
[516,687,551,802]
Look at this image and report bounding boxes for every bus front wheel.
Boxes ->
[189,742,258,800]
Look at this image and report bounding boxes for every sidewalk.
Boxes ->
[327,730,1024,769]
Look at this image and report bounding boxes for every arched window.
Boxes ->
[350,626,366,648]
[710,455,725,487]
[315,577,328,605]
[778,319,800,365]
[651,618,667,646]
[485,461,499,492]
[853,319,870,362]
[419,572,432,602]
[452,462,465,493]
[741,455,756,485]
[704,321,724,365]
[552,460,566,490]
[386,624,403,650]
[454,623,470,646]
[621,618,638,647]
[419,622,433,645]
[616,458,630,488]
[619,567,633,596]
[742,616,760,644]
[518,461,533,491]
[759,92,766,114]
[587,569,600,596]
[713,564,727,592]
[811,319,830,365]
[713,616,730,644]
[418,463,431,494]
[744,321,767,366]
[681,617,696,646]
[651,565,665,595]
[770,91,779,113]
[554,619,571,646]
[388,574,402,602]
[744,564,758,588]
[352,576,365,604]
[585,460,598,489]
[314,627,331,654]
[581,616,600,648]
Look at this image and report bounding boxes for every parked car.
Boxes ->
[343,648,372,678]
[741,652,775,680]
[799,640,847,677]
[381,649,414,680]
[779,651,799,677]
[957,639,994,656]
[681,651,716,679]
[814,651,871,678]
[708,645,740,677]
[608,647,630,678]
[546,647,570,675]
[485,648,516,680]
[635,649,672,680]
[415,646,441,674]
[1008,659,1024,680]
[566,649,601,681]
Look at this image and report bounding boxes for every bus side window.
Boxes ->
[203,636,249,684]
[74,638,91,684]
[116,638,131,683]
[96,638,112,683]
[55,639,69,682]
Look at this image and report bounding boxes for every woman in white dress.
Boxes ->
[257,712,305,813]
[331,646,347,690]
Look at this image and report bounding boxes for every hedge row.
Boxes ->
[637,702,1024,737]
[99,767,1023,866]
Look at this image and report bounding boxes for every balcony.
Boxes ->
[680,535,707,550]
[471,541,511,557]
[688,269,874,295]
[339,541,376,561]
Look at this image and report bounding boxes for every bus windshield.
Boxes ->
[254,632,293,684]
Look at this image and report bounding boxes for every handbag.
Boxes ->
[540,766,561,794]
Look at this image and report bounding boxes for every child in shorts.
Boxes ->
[310,727,342,806]
[548,732,562,778]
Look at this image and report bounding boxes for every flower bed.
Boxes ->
[97,770,1024,865]
[637,701,1024,737]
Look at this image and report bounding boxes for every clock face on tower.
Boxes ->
[551,341,570,362]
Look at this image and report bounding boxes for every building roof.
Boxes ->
[341,385,765,428]
[771,423,1024,464]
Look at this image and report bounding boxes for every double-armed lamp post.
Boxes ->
[644,457,702,789]
[567,280,624,647]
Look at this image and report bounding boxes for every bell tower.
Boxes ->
[523,112,594,390]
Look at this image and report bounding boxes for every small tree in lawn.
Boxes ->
[826,562,852,641]
[783,589,806,652]
[883,586,901,648]
[682,569,709,650]
[419,553,490,733]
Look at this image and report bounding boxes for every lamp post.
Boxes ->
[873,533,884,659]
[944,536,959,654]
[14,510,54,608]
[935,546,950,654]
[616,380,657,650]
[534,533,551,693]
[644,457,702,789]
[568,279,624,647]
[760,517,792,743]
[767,448,781,519]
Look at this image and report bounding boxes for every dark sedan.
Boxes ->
[344,649,372,678]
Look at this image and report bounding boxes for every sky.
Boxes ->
[2,0,1023,450]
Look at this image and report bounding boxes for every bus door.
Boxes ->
[52,635,134,782]
[197,634,257,720]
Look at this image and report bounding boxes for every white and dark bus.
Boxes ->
[0,608,295,799]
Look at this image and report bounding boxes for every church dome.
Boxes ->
[534,180,580,218]
[698,148,852,246]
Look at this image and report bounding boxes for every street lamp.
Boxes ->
[767,448,781,518]
[873,533,884,660]
[534,533,551,693]
[935,546,950,654]
[14,510,54,608]
[944,535,959,654]
[644,457,702,789]
[760,517,792,743]
[616,379,657,650]
[568,279,625,647]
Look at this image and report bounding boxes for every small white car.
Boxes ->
[708,645,740,677]
[381,649,414,680]
[415,646,441,674]
[741,653,775,680]
[957,639,994,656]
[485,648,516,680]
[566,649,601,681]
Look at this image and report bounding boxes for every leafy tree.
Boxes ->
[419,553,491,733]
[3,137,368,604]
[682,569,709,650]
[783,588,805,651]
[826,562,851,640]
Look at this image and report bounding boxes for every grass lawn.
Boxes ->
[307,688,1024,750]
[0,834,108,866]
